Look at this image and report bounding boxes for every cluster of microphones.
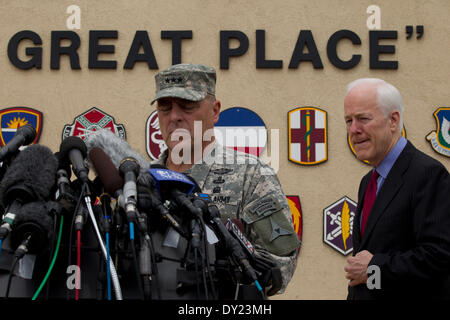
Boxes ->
[0,125,281,300]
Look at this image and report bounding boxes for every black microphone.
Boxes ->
[0,144,58,241]
[205,204,260,287]
[119,158,140,223]
[149,164,200,218]
[136,171,187,237]
[226,219,255,257]
[11,201,55,255]
[0,124,36,163]
[59,136,89,183]
[54,151,77,206]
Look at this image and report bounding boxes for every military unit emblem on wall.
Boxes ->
[62,107,126,140]
[426,107,450,158]
[214,107,267,157]
[286,195,302,243]
[288,107,327,165]
[323,196,357,256]
[0,107,42,146]
[146,110,167,160]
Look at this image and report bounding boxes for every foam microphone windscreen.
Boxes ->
[0,144,58,206]
[12,201,55,254]
[89,147,124,195]
[59,136,87,158]
[84,129,150,174]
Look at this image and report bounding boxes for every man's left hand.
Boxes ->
[344,250,373,287]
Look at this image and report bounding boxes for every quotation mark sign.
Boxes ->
[406,25,424,39]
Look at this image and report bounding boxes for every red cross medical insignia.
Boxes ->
[288,107,327,165]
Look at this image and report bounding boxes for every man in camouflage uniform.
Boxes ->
[150,63,300,295]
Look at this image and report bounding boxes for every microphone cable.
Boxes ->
[128,221,145,299]
[201,218,217,299]
[76,228,81,300]
[45,206,61,299]
[83,185,123,300]
[99,194,113,301]
[5,253,20,298]
[32,215,64,300]
[4,235,30,298]
[67,187,84,300]
[106,231,111,300]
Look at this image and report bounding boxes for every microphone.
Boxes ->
[119,158,140,223]
[54,151,77,205]
[0,144,58,241]
[80,147,124,300]
[226,219,255,256]
[226,219,281,296]
[10,201,55,255]
[0,124,36,163]
[84,129,150,174]
[88,147,124,199]
[136,171,186,237]
[59,136,89,183]
[148,165,200,218]
[204,204,260,287]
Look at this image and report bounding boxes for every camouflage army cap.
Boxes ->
[151,63,216,105]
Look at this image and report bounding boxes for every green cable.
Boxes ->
[32,215,64,300]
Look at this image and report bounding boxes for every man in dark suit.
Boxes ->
[343,78,450,299]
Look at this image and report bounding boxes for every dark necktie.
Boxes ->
[361,169,379,237]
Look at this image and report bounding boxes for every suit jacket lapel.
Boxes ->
[359,142,415,249]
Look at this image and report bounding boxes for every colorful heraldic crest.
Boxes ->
[146,110,167,160]
[0,107,42,147]
[214,107,267,157]
[286,195,302,243]
[323,196,357,256]
[288,107,327,165]
[62,107,126,140]
[426,107,450,157]
[348,127,407,165]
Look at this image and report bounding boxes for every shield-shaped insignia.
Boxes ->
[348,127,407,165]
[0,107,43,147]
[146,110,167,160]
[62,107,126,140]
[286,195,302,244]
[426,107,450,157]
[288,107,327,165]
[323,196,357,256]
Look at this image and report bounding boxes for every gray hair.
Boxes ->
[346,78,404,131]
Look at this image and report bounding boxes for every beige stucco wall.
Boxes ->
[0,0,449,299]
